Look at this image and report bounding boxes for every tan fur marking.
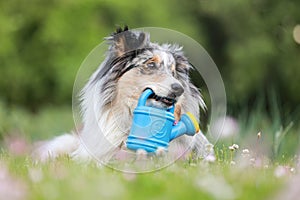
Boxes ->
[174,104,181,121]
[116,37,125,56]
[171,64,176,76]
[146,55,161,64]
[171,64,175,71]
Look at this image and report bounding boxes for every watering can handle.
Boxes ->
[137,89,154,106]
[137,88,175,113]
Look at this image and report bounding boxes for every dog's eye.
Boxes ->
[146,62,157,68]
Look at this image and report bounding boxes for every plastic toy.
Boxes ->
[125,88,200,153]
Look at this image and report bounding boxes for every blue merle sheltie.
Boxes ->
[33,27,214,163]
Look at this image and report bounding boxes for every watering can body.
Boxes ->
[125,89,199,153]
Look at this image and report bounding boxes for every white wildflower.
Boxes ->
[229,146,235,151]
[230,161,236,165]
[257,131,261,139]
[290,168,296,173]
[229,144,239,151]
[242,149,249,154]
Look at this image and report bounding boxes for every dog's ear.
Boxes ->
[108,26,149,56]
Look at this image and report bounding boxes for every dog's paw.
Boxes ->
[136,149,147,160]
[155,147,167,157]
[31,134,79,163]
[31,142,58,163]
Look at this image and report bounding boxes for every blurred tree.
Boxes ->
[0,0,299,117]
[189,0,300,112]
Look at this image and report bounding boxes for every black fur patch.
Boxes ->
[110,26,148,57]
[112,25,129,35]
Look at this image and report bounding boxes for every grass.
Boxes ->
[0,102,299,200]
[0,152,286,200]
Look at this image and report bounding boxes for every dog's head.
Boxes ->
[91,27,204,118]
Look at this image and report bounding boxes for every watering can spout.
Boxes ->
[170,112,200,141]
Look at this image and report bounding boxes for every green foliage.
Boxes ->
[196,0,300,107]
[1,0,299,112]
[0,0,201,110]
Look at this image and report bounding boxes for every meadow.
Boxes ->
[0,103,298,200]
[1,1,299,199]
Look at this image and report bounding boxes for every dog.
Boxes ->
[33,27,214,164]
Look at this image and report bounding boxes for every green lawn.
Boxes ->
[0,154,287,200]
[0,104,298,200]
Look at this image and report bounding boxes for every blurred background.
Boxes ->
[0,0,299,158]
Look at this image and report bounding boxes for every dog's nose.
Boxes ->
[171,83,184,97]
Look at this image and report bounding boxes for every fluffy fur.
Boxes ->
[33,27,214,163]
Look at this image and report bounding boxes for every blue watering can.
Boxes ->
[125,88,200,153]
